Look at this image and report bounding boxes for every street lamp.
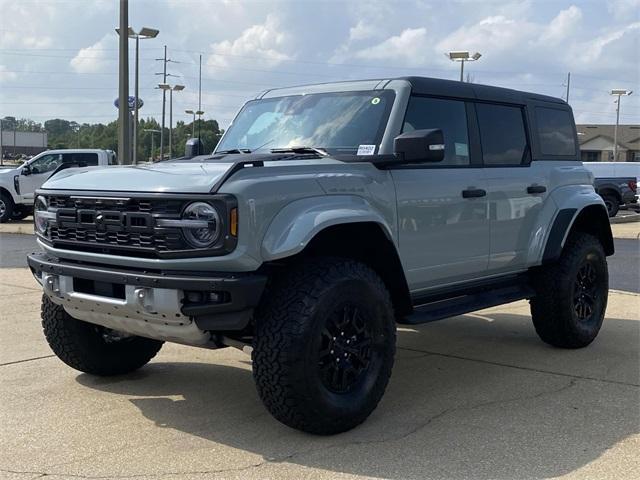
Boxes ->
[447,51,482,82]
[158,83,184,158]
[185,110,196,137]
[610,89,633,162]
[143,128,160,161]
[185,109,205,138]
[116,26,159,164]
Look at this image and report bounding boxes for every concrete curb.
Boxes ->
[0,220,34,235]
[610,214,640,224]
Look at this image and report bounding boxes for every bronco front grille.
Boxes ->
[39,194,191,256]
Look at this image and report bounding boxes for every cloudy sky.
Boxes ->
[1,0,639,129]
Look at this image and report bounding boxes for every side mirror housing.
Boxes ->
[21,166,31,176]
[393,129,445,164]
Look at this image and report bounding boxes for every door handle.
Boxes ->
[527,185,547,194]
[462,188,487,198]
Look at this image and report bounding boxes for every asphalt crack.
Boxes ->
[0,355,55,367]
[397,346,640,387]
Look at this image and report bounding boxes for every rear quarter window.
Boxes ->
[535,107,576,156]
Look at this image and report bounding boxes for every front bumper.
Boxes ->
[28,252,267,335]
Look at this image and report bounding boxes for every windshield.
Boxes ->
[216,90,395,156]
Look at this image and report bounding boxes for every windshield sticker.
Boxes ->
[371,97,381,105]
[357,145,376,156]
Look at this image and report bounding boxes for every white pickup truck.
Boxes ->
[0,149,116,222]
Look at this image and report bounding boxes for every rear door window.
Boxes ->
[402,96,470,166]
[476,103,528,166]
[535,107,576,156]
[62,153,99,166]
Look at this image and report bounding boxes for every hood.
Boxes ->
[41,160,235,194]
[40,152,346,194]
[0,166,19,175]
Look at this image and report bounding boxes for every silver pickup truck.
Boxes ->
[28,77,613,434]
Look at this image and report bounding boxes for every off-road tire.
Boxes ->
[602,194,619,218]
[0,192,14,223]
[253,258,396,435]
[41,295,163,376]
[530,233,608,348]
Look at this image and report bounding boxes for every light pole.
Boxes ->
[447,51,482,82]
[143,128,160,161]
[116,26,159,164]
[610,89,633,162]
[158,84,184,158]
[117,0,130,165]
[185,110,196,137]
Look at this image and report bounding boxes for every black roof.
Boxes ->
[399,76,566,106]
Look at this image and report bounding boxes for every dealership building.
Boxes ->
[0,131,48,157]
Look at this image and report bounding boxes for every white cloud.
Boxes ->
[539,5,582,44]
[353,28,428,65]
[0,65,17,82]
[207,15,290,68]
[349,21,378,42]
[437,15,536,55]
[70,35,113,73]
[573,21,640,66]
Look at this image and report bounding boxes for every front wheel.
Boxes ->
[530,233,608,348]
[0,192,14,223]
[41,295,163,376]
[252,258,396,434]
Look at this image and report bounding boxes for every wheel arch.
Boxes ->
[597,187,621,202]
[543,204,614,263]
[262,202,412,318]
[0,186,16,203]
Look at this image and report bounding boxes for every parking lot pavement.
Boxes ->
[1,268,638,480]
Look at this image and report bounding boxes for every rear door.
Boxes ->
[475,102,549,273]
[391,96,490,292]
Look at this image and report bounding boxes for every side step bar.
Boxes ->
[400,282,535,325]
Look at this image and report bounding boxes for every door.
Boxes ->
[391,96,490,292]
[19,153,63,201]
[474,103,548,273]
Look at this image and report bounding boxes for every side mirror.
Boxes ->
[21,166,31,176]
[393,129,445,164]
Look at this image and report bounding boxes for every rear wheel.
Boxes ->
[602,194,619,217]
[0,192,14,223]
[41,295,163,376]
[530,233,608,348]
[252,258,396,434]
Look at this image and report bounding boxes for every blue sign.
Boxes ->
[114,96,144,110]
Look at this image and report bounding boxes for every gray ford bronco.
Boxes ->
[28,77,613,435]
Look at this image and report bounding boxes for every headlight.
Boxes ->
[181,202,220,248]
[34,196,49,234]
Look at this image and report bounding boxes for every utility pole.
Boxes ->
[610,89,633,162]
[155,47,179,160]
[157,45,167,160]
[198,54,202,148]
[565,72,571,103]
[117,0,130,165]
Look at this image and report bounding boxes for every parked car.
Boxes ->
[28,77,613,434]
[583,162,639,217]
[0,149,116,222]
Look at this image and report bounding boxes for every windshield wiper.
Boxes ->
[216,148,252,154]
[270,146,328,157]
